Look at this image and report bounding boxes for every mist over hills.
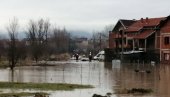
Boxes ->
[0,30,93,39]
[0,32,8,39]
[0,32,26,39]
[69,30,92,38]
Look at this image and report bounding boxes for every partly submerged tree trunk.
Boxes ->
[7,18,19,70]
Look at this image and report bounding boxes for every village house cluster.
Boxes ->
[109,15,170,63]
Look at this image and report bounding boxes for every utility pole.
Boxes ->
[99,33,102,51]
[120,30,124,61]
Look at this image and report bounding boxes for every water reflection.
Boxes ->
[0,61,170,97]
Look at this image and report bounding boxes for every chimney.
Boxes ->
[141,18,144,23]
[146,17,149,23]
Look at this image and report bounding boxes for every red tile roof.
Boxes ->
[134,30,155,39]
[125,17,165,32]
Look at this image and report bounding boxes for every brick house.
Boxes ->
[109,15,170,63]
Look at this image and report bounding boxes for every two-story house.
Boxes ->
[109,15,170,63]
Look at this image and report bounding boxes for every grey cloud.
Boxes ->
[0,0,170,32]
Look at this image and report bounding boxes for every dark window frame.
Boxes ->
[164,37,170,45]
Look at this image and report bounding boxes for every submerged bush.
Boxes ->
[127,88,153,94]
[114,88,153,94]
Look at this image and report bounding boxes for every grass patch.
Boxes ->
[0,82,93,91]
[0,92,49,97]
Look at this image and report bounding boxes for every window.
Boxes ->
[164,53,170,61]
[164,37,170,45]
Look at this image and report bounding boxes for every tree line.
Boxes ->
[0,18,74,70]
[0,18,113,70]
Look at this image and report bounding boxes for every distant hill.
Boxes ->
[0,30,93,39]
[0,32,8,39]
[69,31,92,39]
[0,31,26,39]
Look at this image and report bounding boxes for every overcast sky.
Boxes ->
[0,0,170,32]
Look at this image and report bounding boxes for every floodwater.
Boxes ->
[0,60,170,97]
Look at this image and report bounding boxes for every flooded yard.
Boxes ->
[0,60,170,97]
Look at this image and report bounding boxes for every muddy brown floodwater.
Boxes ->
[0,60,170,97]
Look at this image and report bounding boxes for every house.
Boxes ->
[109,15,170,63]
[75,37,89,53]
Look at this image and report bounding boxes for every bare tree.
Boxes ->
[51,27,70,54]
[6,18,19,70]
[43,19,51,59]
[89,24,114,54]
[44,19,50,44]
[0,39,6,61]
[26,19,50,62]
